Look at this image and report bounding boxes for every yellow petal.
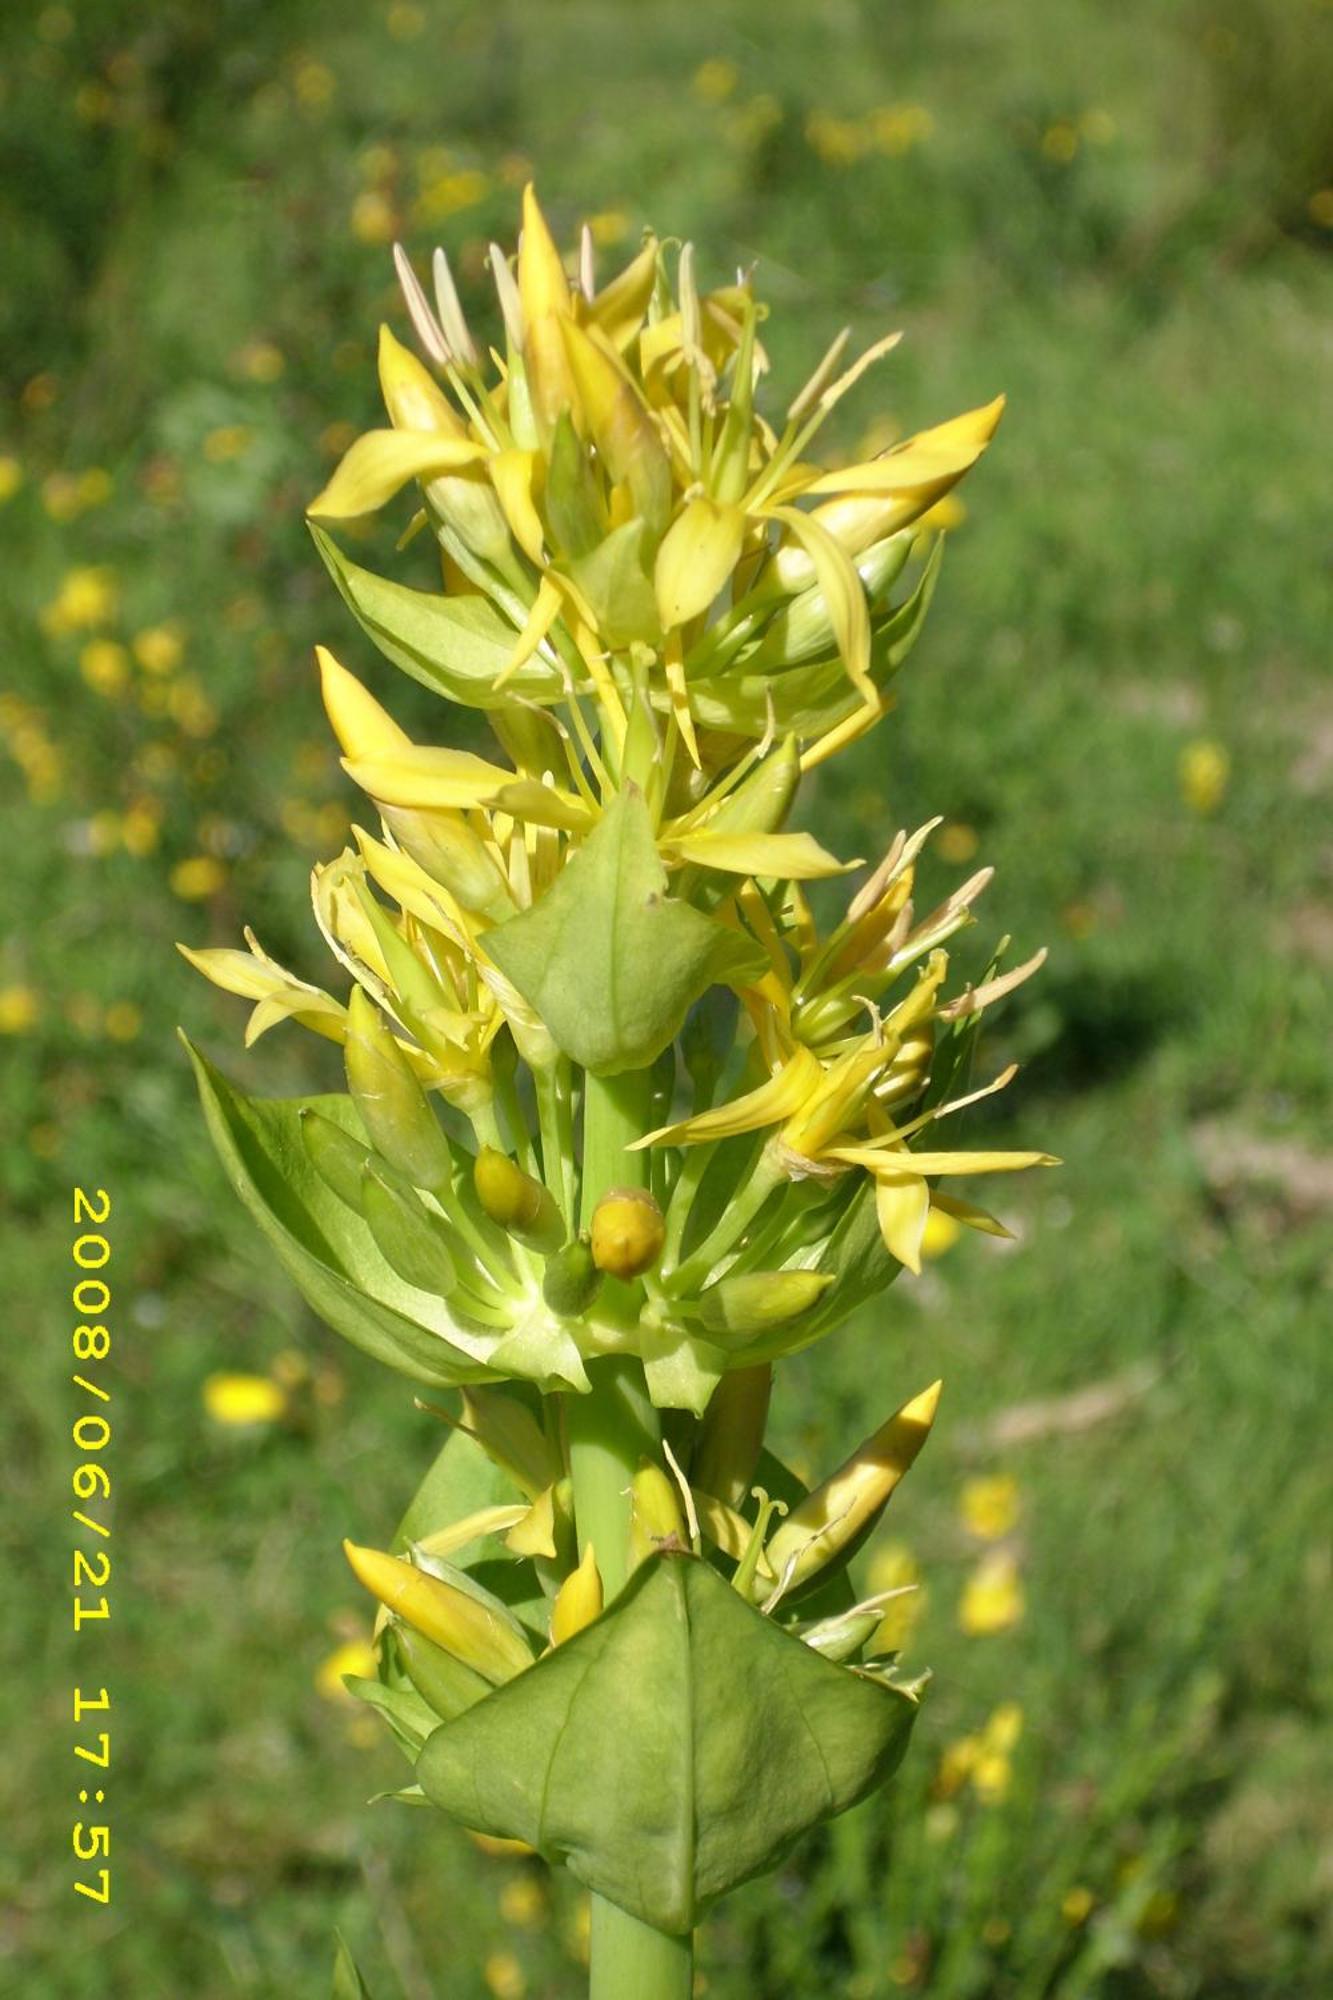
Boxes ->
[308,429,488,519]
[498,574,562,686]
[587,237,659,349]
[377,324,462,435]
[343,745,518,811]
[831,1143,1060,1175]
[803,396,1006,497]
[550,1543,603,1646]
[654,497,745,628]
[317,645,412,757]
[415,1504,530,1560]
[490,449,546,563]
[633,1045,823,1150]
[766,503,872,699]
[929,1189,1013,1239]
[665,829,856,880]
[517,183,572,326]
[874,1172,932,1272]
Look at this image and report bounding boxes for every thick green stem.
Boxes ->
[588,1898,693,2000]
[567,1067,694,2000]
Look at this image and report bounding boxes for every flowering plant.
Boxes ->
[183,187,1052,1997]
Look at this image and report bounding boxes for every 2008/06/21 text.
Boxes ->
[71,1186,113,1906]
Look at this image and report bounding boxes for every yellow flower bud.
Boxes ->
[344,987,453,1193]
[589,1186,665,1280]
[765,1379,942,1593]
[550,1542,603,1646]
[629,1459,686,1569]
[473,1147,565,1250]
[343,1541,534,1683]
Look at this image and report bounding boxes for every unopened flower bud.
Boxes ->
[361,1163,458,1296]
[691,1365,772,1509]
[589,1186,665,1280]
[541,1236,603,1317]
[394,1621,492,1721]
[344,987,453,1194]
[343,1541,534,1683]
[473,1147,565,1251]
[765,1380,942,1594]
[629,1459,686,1569]
[300,1107,371,1212]
[696,1270,834,1342]
[379,804,512,918]
[550,1542,603,1646]
[699,736,799,840]
[875,1024,935,1110]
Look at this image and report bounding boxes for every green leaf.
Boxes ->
[415,1551,920,1934]
[183,1038,501,1388]
[310,525,562,709]
[566,518,661,647]
[332,1932,376,2000]
[484,789,767,1074]
[344,1675,441,1759]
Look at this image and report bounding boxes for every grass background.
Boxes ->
[3,0,1331,1994]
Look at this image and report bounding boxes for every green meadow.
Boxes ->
[3,1,1330,1994]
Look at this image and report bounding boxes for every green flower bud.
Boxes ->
[798,1606,884,1663]
[696,1270,835,1342]
[344,987,453,1193]
[393,1621,492,1721]
[589,1186,665,1280]
[699,737,800,841]
[361,1163,458,1297]
[691,1364,772,1509]
[474,1147,565,1251]
[300,1107,371,1212]
[541,1236,603,1317]
[379,804,512,918]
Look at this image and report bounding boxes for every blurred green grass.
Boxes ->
[3,1,1331,1995]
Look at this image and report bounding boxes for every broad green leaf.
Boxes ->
[415,1552,920,1933]
[485,789,767,1074]
[183,1039,501,1388]
[310,526,563,709]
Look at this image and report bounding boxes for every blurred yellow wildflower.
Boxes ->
[918,493,966,533]
[1062,1885,1095,1925]
[41,565,119,635]
[203,1371,288,1426]
[586,209,631,246]
[693,57,740,103]
[498,1876,547,1929]
[415,169,488,225]
[293,59,336,108]
[921,1207,961,1259]
[1080,109,1117,144]
[806,110,869,166]
[483,1951,526,2000]
[203,425,253,464]
[351,190,397,245]
[133,623,186,675]
[1042,121,1079,164]
[236,340,285,383]
[387,2,426,40]
[936,821,979,863]
[1310,189,1333,229]
[79,639,131,697]
[865,1542,925,1653]
[104,1002,143,1043]
[0,456,22,503]
[959,1549,1025,1635]
[43,470,113,521]
[171,855,227,901]
[958,1473,1020,1540]
[870,104,934,155]
[0,987,39,1034]
[1179,738,1229,815]
[314,1637,378,1702]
